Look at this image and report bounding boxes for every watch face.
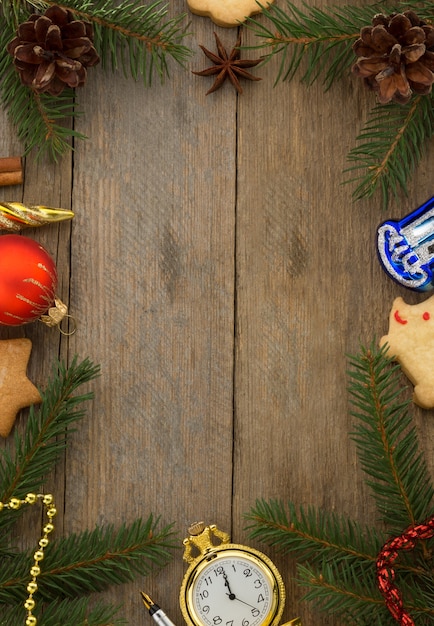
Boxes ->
[184,548,282,626]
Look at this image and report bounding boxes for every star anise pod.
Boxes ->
[193,32,261,95]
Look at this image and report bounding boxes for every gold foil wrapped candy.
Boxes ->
[0,203,74,231]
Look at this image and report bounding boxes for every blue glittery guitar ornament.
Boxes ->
[377,197,434,291]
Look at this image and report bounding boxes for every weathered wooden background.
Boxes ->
[1,0,434,624]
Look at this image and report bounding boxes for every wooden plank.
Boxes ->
[63,5,237,622]
[234,7,434,626]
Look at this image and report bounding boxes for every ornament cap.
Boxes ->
[39,297,76,335]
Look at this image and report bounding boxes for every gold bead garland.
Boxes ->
[0,493,57,625]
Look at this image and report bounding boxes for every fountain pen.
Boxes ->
[141,592,177,626]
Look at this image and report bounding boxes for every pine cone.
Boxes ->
[352,11,434,104]
[7,5,100,96]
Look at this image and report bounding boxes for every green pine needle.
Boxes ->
[297,561,388,624]
[0,357,99,506]
[298,561,434,624]
[0,515,176,603]
[245,499,383,574]
[0,356,99,535]
[348,342,434,531]
[245,1,386,88]
[344,94,434,208]
[244,342,434,624]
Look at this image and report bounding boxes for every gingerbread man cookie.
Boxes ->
[0,338,41,437]
[187,0,274,27]
[380,295,434,408]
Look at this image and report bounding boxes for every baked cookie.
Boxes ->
[380,295,434,408]
[0,338,41,437]
[187,0,274,27]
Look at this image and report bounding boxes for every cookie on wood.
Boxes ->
[187,0,274,27]
[380,295,434,409]
[0,338,41,437]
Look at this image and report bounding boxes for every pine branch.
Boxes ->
[299,561,434,624]
[396,0,434,19]
[0,354,176,624]
[40,516,176,599]
[40,0,192,83]
[245,500,434,623]
[0,70,85,160]
[0,515,176,603]
[244,499,383,573]
[245,1,387,88]
[0,356,100,532]
[345,94,434,208]
[348,342,434,532]
[244,343,434,622]
[297,561,393,625]
[0,0,191,158]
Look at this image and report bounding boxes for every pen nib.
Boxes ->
[141,592,155,610]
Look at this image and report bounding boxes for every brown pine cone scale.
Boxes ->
[352,11,434,104]
[7,5,100,96]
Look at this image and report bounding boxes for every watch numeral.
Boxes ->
[253,579,262,589]
[204,576,213,586]
[199,590,209,600]
[257,593,265,603]
[225,621,234,626]
[242,619,250,626]
[213,616,222,624]
[202,605,210,614]
[251,609,260,617]
[243,568,252,577]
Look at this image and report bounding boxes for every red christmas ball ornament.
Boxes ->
[0,234,58,326]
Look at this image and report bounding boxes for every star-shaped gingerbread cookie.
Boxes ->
[187,0,274,27]
[0,338,41,437]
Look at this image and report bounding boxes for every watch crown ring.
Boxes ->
[188,521,205,536]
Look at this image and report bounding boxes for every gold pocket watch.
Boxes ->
[179,522,301,626]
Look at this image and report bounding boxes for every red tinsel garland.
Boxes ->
[376,516,434,625]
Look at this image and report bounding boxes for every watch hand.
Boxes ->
[222,570,236,600]
[233,597,257,610]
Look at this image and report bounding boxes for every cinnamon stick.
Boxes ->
[0,157,23,187]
